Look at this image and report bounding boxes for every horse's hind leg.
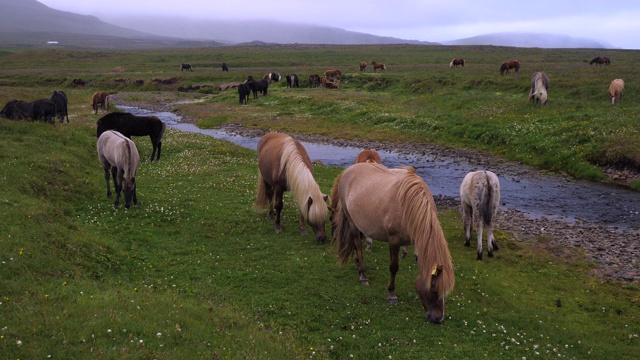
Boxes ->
[274,187,284,233]
[462,204,472,246]
[112,167,122,207]
[387,242,401,304]
[354,232,369,285]
[103,166,112,198]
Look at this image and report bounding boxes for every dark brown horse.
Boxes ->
[91,91,110,114]
[371,61,386,72]
[589,56,610,65]
[96,112,167,161]
[449,58,465,68]
[500,60,520,75]
[308,74,321,87]
[255,132,329,243]
[359,61,367,71]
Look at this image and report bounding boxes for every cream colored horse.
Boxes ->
[97,130,140,209]
[528,72,550,107]
[609,79,624,105]
[460,170,501,260]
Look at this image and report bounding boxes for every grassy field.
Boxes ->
[0,45,639,359]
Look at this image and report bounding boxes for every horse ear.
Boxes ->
[323,194,329,204]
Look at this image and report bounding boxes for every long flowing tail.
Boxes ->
[255,171,269,210]
[481,172,494,227]
[334,205,356,265]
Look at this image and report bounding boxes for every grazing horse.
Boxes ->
[449,58,465,68]
[460,170,501,260]
[0,100,31,120]
[97,130,140,209]
[50,90,69,123]
[609,79,624,105]
[371,61,386,72]
[324,69,342,80]
[308,74,321,87]
[238,83,251,105]
[528,72,550,107]
[359,61,367,71]
[256,132,329,243]
[589,57,610,66]
[91,91,110,114]
[246,76,269,97]
[500,60,520,75]
[221,62,229,71]
[180,63,193,72]
[286,74,300,88]
[96,112,166,161]
[264,72,281,84]
[331,163,455,323]
[1,99,56,123]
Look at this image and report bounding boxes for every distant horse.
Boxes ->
[246,76,269,97]
[286,74,300,88]
[96,112,166,161]
[500,60,520,75]
[359,61,367,71]
[324,69,342,79]
[460,170,501,260]
[449,58,465,68]
[238,83,251,105]
[589,57,610,66]
[0,99,55,123]
[255,132,329,243]
[609,79,624,105]
[371,61,386,72]
[50,90,68,123]
[221,62,229,71]
[264,72,281,83]
[528,72,550,107]
[91,91,110,114]
[180,63,193,72]
[308,74,321,87]
[0,100,30,120]
[97,130,140,209]
[331,163,455,323]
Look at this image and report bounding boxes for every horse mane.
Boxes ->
[279,137,328,225]
[397,171,454,298]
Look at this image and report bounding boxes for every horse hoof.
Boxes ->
[388,297,399,305]
[476,253,483,261]
[360,279,369,286]
[300,230,308,236]
[464,241,471,247]
[488,252,494,258]
[275,227,283,233]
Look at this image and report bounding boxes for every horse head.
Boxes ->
[415,266,446,324]
[306,194,329,244]
[122,176,137,209]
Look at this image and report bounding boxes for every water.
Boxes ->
[119,106,640,229]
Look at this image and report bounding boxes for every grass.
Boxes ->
[0,44,639,359]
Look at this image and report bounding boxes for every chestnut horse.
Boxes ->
[371,61,386,72]
[97,130,140,209]
[460,170,501,260]
[500,60,520,75]
[609,79,624,105]
[359,61,367,71]
[324,69,342,79]
[528,72,550,107]
[256,133,329,243]
[449,58,464,68]
[91,91,110,114]
[331,163,455,323]
[589,57,610,66]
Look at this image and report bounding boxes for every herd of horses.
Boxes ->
[0,90,68,124]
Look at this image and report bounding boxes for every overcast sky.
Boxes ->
[37,0,640,49]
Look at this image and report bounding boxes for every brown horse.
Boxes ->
[609,79,624,105]
[528,72,550,107]
[589,56,610,66]
[331,163,455,323]
[500,60,520,75]
[91,91,110,114]
[449,58,465,68]
[256,133,329,243]
[371,61,386,72]
[359,61,367,71]
[97,130,140,209]
[324,69,342,79]
[460,170,501,260]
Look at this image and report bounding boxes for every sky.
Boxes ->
[37,0,640,49]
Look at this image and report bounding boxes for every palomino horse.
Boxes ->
[449,58,465,68]
[91,91,110,114]
[528,72,550,107]
[589,57,610,66]
[460,170,501,260]
[96,112,167,162]
[331,163,455,323]
[371,61,386,72]
[255,132,329,243]
[359,61,367,71]
[97,130,140,209]
[609,79,624,105]
[500,60,520,75]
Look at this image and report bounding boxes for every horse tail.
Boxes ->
[449,59,454,68]
[480,171,494,227]
[255,170,269,211]
[334,198,356,265]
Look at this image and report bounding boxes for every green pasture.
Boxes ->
[0,45,639,359]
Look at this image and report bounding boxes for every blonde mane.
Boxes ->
[397,171,455,298]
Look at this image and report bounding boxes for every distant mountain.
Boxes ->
[444,32,612,49]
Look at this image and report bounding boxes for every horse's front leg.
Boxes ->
[462,204,472,246]
[103,166,112,198]
[354,232,369,285]
[387,242,401,304]
[274,187,284,233]
[298,214,308,236]
[112,167,122,207]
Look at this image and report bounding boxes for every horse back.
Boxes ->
[97,131,140,177]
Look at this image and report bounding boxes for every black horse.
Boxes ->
[180,63,193,72]
[286,74,299,88]
[238,83,250,105]
[246,76,269,98]
[1,99,56,123]
[50,90,69,123]
[96,112,167,161]
[222,62,229,72]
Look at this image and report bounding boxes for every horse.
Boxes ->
[589,57,610,66]
[324,69,342,79]
[246,76,269,97]
[308,74,321,87]
[460,170,501,260]
[449,58,465,68]
[500,60,520,75]
[264,72,281,84]
[354,149,382,164]
[221,62,229,71]
[0,100,30,120]
[97,130,140,209]
[359,61,367,71]
[528,72,550,107]
[96,112,166,161]
[180,63,193,72]
[255,132,329,243]
[50,90,68,123]
[331,163,455,323]
[286,74,299,88]
[609,79,624,105]
[91,91,110,115]
[238,83,251,105]
[0,99,55,123]
[371,61,386,72]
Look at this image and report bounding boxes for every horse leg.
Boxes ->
[487,223,498,256]
[157,141,162,161]
[476,221,484,260]
[112,167,122,207]
[387,242,401,304]
[298,214,308,236]
[103,166,112,198]
[462,204,472,246]
[274,187,284,233]
[365,236,373,252]
[354,232,369,285]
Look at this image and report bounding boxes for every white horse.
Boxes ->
[608,79,624,105]
[528,72,550,107]
[460,170,501,260]
[97,130,140,209]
